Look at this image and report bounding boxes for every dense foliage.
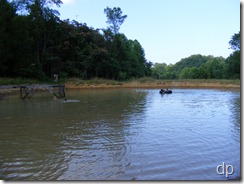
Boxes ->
[152,32,240,80]
[0,0,240,81]
[0,0,151,80]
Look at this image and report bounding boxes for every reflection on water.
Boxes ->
[0,88,240,180]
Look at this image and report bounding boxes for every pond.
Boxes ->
[0,88,240,180]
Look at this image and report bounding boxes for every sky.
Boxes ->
[57,0,240,65]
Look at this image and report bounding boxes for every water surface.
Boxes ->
[0,88,240,180]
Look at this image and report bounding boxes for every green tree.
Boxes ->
[224,51,240,79]
[229,31,240,51]
[11,15,36,77]
[127,39,148,78]
[0,2,151,81]
[0,0,17,76]
[179,67,200,79]
[152,63,167,79]
[0,0,34,77]
[104,7,127,35]
[199,57,225,79]
[224,31,240,79]
[172,54,213,78]
[12,0,63,78]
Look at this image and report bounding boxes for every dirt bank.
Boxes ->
[65,79,240,89]
[0,79,240,98]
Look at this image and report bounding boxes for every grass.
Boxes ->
[65,77,240,89]
[67,78,123,86]
[0,77,67,85]
[176,79,240,84]
[0,77,41,85]
[125,78,240,86]
[0,77,240,88]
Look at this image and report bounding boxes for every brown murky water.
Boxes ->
[0,88,240,180]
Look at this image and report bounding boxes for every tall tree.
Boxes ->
[0,0,33,77]
[225,51,240,79]
[13,0,63,11]
[127,39,148,78]
[0,2,151,80]
[229,31,240,51]
[104,7,127,34]
[0,0,16,76]
[225,31,240,79]
[18,0,62,78]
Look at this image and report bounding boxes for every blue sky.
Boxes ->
[58,0,240,65]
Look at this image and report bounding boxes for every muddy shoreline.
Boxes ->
[0,80,240,98]
[64,81,240,89]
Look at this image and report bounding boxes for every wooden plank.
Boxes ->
[20,85,65,89]
[0,85,19,89]
[0,84,65,89]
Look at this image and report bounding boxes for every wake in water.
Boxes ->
[53,96,80,103]
[63,99,80,103]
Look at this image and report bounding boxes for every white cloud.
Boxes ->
[62,0,75,4]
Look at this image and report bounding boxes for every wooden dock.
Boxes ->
[0,84,65,99]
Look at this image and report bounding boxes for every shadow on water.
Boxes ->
[57,89,148,180]
[0,97,69,180]
[0,89,147,180]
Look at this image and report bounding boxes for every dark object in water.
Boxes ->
[159,89,172,94]
[63,99,80,103]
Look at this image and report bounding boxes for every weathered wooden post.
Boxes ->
[20,86,36,99]
[20,86,28,99]
[59,85,65,98]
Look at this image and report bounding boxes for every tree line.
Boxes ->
[0,0,240,81]
[152,31,240,80]
[0,0,151,80]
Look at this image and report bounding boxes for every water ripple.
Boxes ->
[0,88,240,180]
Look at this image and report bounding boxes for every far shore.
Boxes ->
[64,78,240,89]
[0,78,240,96]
